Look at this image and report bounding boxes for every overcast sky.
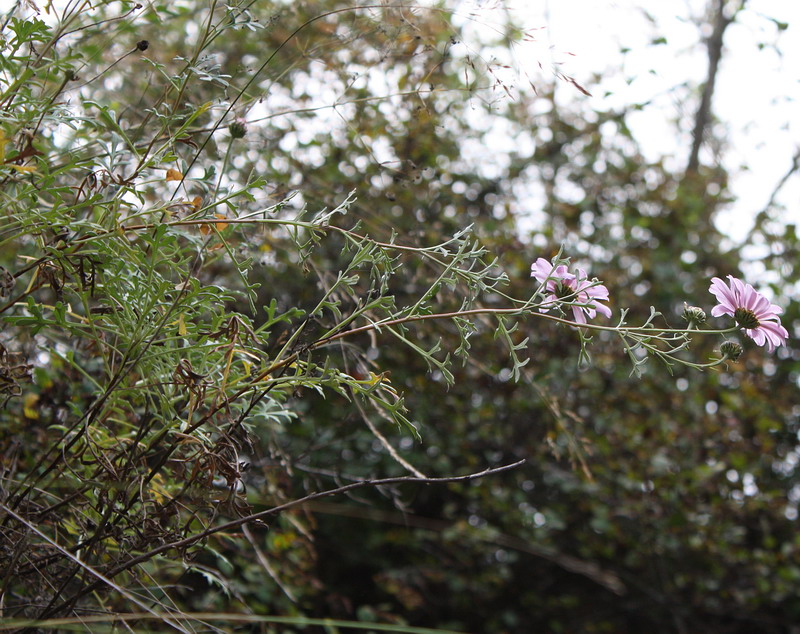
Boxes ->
[3,0,795,252]
[490,0,799,248]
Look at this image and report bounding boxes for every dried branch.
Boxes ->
[354,394,427,478]
[0,505,191,634]
[686,0,743,173]
[34,460,527,614]
[304,500,626,596]
[753,147,800,226]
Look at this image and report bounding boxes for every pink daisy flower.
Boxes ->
[531,257,612,324]
[708,276,788,352]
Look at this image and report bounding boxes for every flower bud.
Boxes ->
[682,304,707,327]
[229,120,247,139]
[720,340,743,362]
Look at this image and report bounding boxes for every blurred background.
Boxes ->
[2,0,799,631]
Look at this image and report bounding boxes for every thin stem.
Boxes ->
[39,460,526,613]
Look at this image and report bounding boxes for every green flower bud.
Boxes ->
[682,303,707,327]
[720,340,743,362]
[229,120,247,139]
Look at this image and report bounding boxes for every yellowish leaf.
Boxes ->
[170,313,188,335]
[23,392,39,419]
[149,473,168,504]
[200,214,229,235]
[8,164,36,173]
[165,168,183,181]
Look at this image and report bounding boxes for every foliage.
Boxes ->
[0,1,797,633]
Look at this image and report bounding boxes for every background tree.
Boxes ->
[0,0,797,632]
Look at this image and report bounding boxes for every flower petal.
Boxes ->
[531,258,553,283]
[759,320,789,347]
[533,256,611,323]
[593,301,613,319]
[710,275,788,352]
[709,277,737,312]
[571,306,588,324]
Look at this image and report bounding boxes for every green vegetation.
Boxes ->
[0,1,796,632]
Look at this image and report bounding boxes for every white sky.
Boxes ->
[3,0,796,248]
[487,0,799,244]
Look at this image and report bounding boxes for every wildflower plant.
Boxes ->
[527,254,787,376]
[531,256,612,324]
[0,0,790,629]
[709,275,789,352]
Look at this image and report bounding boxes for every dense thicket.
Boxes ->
[0,1,797,632]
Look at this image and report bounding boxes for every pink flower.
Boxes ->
[709,276,788,352]
[531,257,612,324]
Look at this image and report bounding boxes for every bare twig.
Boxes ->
[45,460,526,613]
[242,524,297,603]
[0,612,468,633]
[686,0,743,173]
[304,500,626,595]
[752,147,800,229]
[354,394,427,478]
[0,505,191,634]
